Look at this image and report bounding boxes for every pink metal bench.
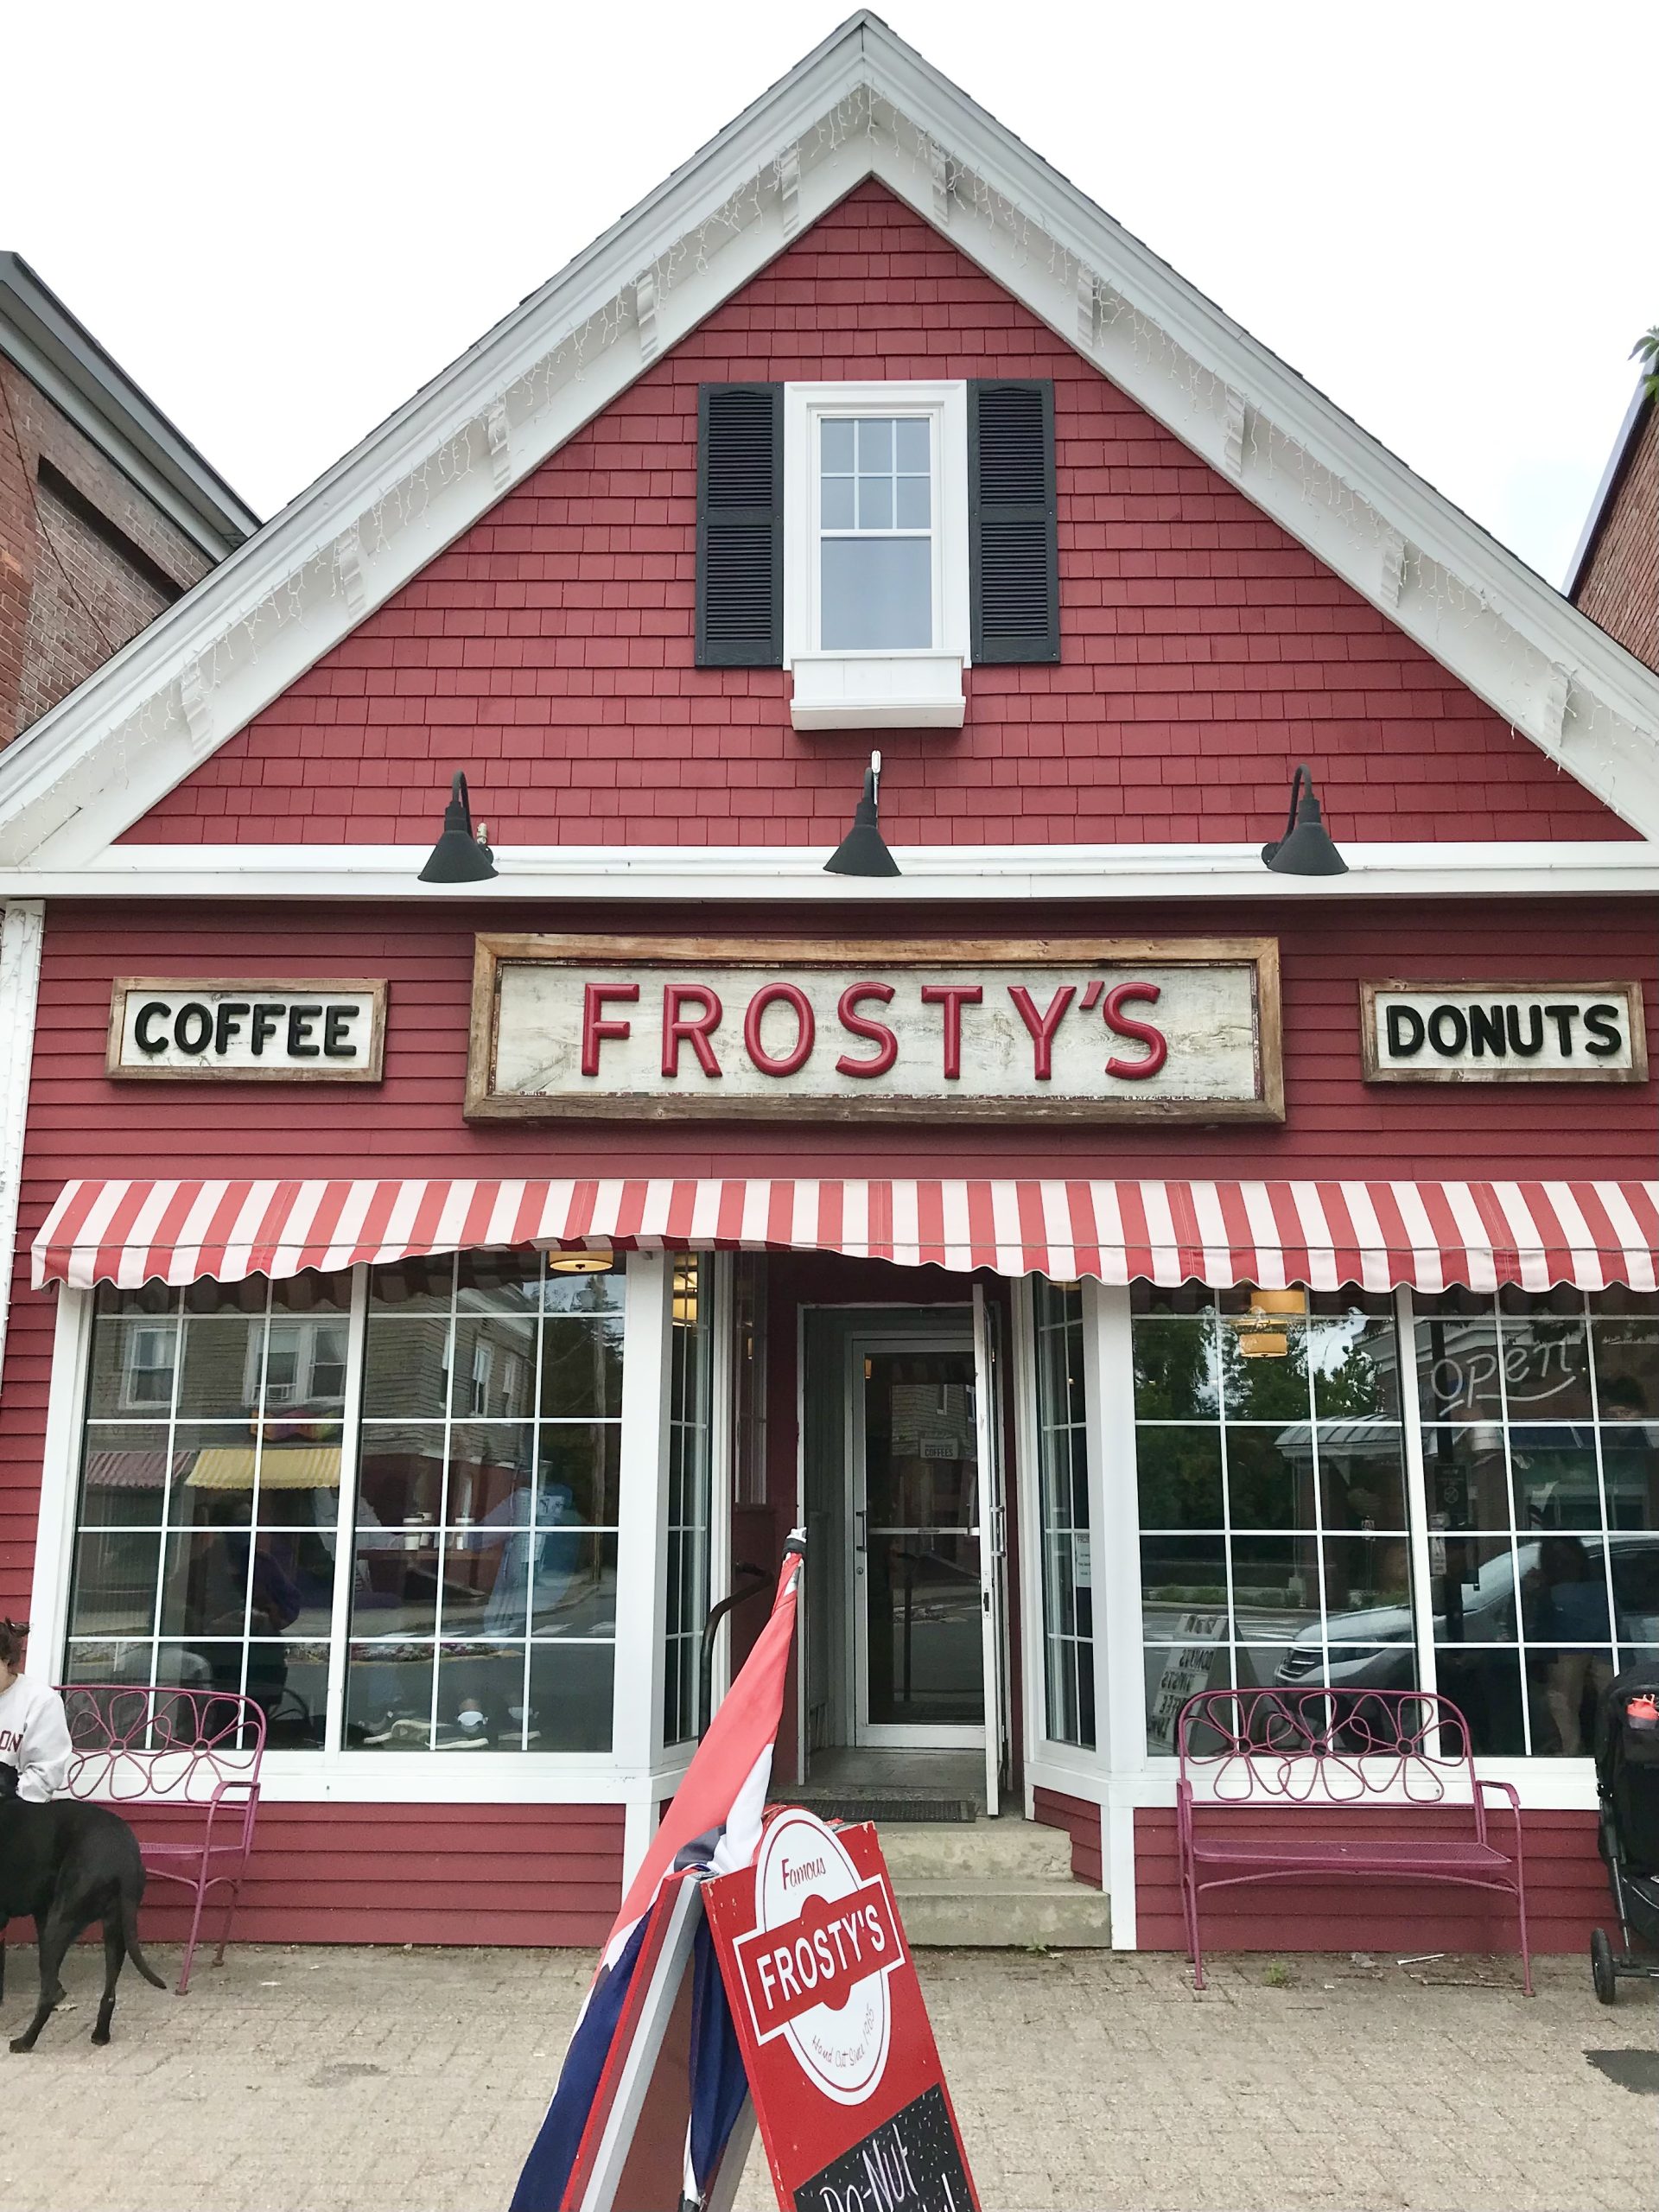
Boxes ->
[1176,1688,1531,1994]
[59,1685,266,1994]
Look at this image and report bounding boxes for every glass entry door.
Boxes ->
[850,1337,986,1745]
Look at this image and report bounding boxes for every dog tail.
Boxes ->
[121,1887,168,1990]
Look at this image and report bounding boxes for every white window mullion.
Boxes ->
[707,1250,735,1711]
[1087,1280,1144,1774]
[322,1264,370,1758]
[613,1251,671,1779]
[1395,1285,1440,1705]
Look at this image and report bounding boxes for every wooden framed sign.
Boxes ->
[1360,981,1647,1084]
[107,979,387,1082]
[466,934,1283,1123]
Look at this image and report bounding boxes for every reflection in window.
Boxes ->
[1033,1278,1092,1747]
[1415,1287,1659,1758]
[346,1252,625,1753]
[1133,1284,1412,1752]
[67,1272,351,1749]
[663,1255,715,1747]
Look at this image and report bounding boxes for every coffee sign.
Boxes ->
[467,936,1282,1122]
[1361,981,1645,1084]
[107,980,387,1081]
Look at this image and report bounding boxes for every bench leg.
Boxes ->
[1514,1869,1534,1998]
[213,1867,245,1969]
[177,1866,212,1996]
[1179,1856,1205,1991]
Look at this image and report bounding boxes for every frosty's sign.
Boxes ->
[704,1810,979,2211]
[467,933,1282,1123]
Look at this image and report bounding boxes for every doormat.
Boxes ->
[1586,2049,1659,2095]
[791,1794,979,1826]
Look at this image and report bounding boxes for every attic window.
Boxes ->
[784,381,969,731]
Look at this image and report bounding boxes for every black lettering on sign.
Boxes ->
[1584,1003,1624,1059]
[1426,1005,1467,1055]
[322,1005,359,1059]
[1384,1006,1424,1058]
[250,1004,284,1057]
[1505,1005,1544,1056]
[794,2085,974,2212]
[133,1002,170,1054]
[173,1002,213,1055]
[1466,1004,1506,1059]
[213,1001,251,1054]
[1542,1003,1579,1056]
[286,1005,322,1058]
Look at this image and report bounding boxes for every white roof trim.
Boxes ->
[2,12,1658,869]
[7,839,1656,902]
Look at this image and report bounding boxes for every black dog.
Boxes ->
[0,1763,165,2050]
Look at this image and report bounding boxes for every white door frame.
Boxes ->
[846,1327,986,1751]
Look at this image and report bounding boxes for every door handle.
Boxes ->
[855,1509,868,1554]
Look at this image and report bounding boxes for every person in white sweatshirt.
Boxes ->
[0,1620,73,1802]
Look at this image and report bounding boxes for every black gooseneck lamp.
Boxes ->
[418,772,498,884]
[824,748,900,878]
[1262,762,1347,877]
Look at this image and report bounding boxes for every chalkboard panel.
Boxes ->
[793,2085,973,2212]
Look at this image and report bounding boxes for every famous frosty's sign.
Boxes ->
[467,935,1282,1122]
[703,1808,979,2211]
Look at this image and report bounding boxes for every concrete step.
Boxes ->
[875,1815,1074,1880]
[893,1878,1114,1949]
[872,1815,1112,1948]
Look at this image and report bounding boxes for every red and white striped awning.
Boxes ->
[30,1176,1659,1294]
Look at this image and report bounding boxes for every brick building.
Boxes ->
[1569,378,1658,673]
[0,252,257,747]
[3,17,1659,1965]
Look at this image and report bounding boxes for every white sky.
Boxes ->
[7,0,1654,587]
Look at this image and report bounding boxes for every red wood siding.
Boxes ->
[5,893,1655,1620]
[1135,1805,1603,1955]
[1033,1786,1103,1887]
[121,1801,624,1948]
[121,183,1627,852]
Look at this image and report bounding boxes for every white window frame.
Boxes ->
[783,380,969,732]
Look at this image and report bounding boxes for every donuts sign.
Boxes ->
[467,933,1282,1123]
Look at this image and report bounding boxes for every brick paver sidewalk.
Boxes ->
[6,1943,1654,2210]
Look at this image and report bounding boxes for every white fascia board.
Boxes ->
[12,838,1659,902]
[3,13,1659,869]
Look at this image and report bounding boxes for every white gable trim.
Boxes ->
[2,13,1657,869]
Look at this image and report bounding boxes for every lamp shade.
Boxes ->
[824,751,900,878]
[418,772,497,883]
[1262,765,1346,877]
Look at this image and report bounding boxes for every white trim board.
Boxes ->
[0,903,44,1400]
[0,19,1656,869]
[5,838,1658,902]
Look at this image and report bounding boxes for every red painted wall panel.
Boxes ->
[124,1802,625,1948]
[1033,1786,1103,1888]
[120,184,1628,852]
[1135,1805,1603,1955]
[6,891,1656,1625]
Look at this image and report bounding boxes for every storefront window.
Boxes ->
[1033,1278,1092,1747]
[663,1255,714,1746]
[1134,1284,1412,1753]
[346,1251,624,1752]
[1415,1287,1659,1756]
[66,1272,351,1747]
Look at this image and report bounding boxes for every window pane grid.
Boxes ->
[663,1255,714,1747]
[1033,1277,1092,1748]
[817,412,934,651]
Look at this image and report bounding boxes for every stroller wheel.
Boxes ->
[1592,1926,1618,2005]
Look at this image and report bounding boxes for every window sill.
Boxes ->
[788,652,965,731]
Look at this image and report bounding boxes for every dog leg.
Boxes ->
[10,1904,77,2055]
[92,1916,124,2046]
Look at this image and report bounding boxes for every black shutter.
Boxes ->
[969,379,1058,664]
[696,383,783,667]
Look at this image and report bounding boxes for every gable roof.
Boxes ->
[0,252,259,562]
[1567,374,1654,599]
[2,10,1658,876]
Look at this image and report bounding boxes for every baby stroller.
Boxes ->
[1591,1662,1659,2003]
